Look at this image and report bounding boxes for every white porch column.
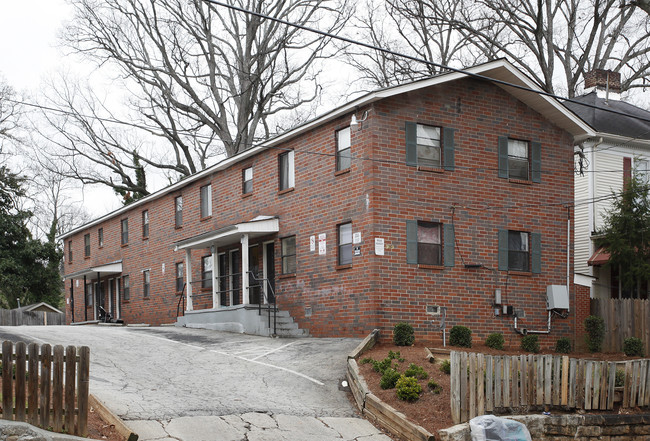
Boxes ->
[185,249,193,311]
[241,234,249,304]
[211,245,218,309]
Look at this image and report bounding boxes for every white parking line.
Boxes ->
[140,332,324,386]
[250,341,297,361]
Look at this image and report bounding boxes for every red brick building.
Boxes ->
[61,60,593,346]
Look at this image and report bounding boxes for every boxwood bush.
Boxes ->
[555,337,571,354]
[485,333,505,350]
[380,368,401,390]
[521,335,540,353]
[623,337,644,357]
[584,315,605,353]
[396,376,422,402]
[449,325,472,348]
[393,322,415,346]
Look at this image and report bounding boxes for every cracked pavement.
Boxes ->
[0,326,391,441]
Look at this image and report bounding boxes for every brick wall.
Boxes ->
[64,76,578,346]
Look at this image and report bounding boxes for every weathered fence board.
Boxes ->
[0,309,64,326]
[0,340,89,436]
[450,351,650,424]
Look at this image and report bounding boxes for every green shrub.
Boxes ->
[404,363,429,380]
[521,335,540,353]
[393,322,415,346]
[615,368,625,387]
[623,337,644,357]
[555,337,571,354]
[584,315,605,353]
[485,333,505,350]
[359,357,372,365]
[440,359,451,375]
[449,325,472,348]
[371,357,394,375]
[380,368,401,390]
[427,379,442,394]
[387,350,405,362]
[396,376,422,402]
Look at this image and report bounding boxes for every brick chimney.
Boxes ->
[584,69,621,94]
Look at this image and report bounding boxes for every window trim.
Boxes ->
[84,233,91,258]
[338,222,353,266]
[498,229,541,273]
[142,210,149,239]
[175,262,184,293]
[278,150,295,192]
[242,166,253,195]
[200,184,212,219]
[121,218,129,246]
[498,137,541,183]
[406,122,455,171]
[201,255,213,289]
[281,235,297,275]
[143,269,150,299]
[336,126,351,172]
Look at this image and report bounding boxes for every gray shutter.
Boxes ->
[406,221,418,264]
[444,224,455,267]
[531,141,541,183]
[443,128,455,171]
[531,232,542,274]
[498,136,509,178]
[498,229,508,271]
[405,122,417,167]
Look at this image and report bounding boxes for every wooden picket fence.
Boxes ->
[0,341,90,436]
[450,351,650,424]
[0,309,65,326]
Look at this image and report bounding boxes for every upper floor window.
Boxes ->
[498,137,541,182]
[336,127,351,171]
[202,255,213,289]
[637,159,650,184]
[281,236,296,274]
[405,122,455,170]
[121,218,129,246]
[279,150,295,191]
[243,167,253,194]
[338,222,352,266]
[68,240,73,263]
[200,184,212,218]
[98,228,104,248]
[176,262,184,292]
[175,196,183,228]
[84,234,91,258]
[142,210,149,238]
[498,230,541,273]
[143,270,150,298]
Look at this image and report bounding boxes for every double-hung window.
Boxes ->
[405,122,454,170]
[121,219,129,246]
[175,196,183,228]
[142,210,149,238]
[281,236,296,274]
[279,151,295,191]
[202,255,213,289]
[143,270,150,298]
[336,127,351,171]
[84,234,91,258]
[338,222,352,266]
[68,240,73,263]
[98,228,104,248]
[176,262,184,292]
[123,275,130,301]
[498,230,541,273]
[243,167,253,194]
[498,137,541,182]
[406,220,454,267]
[200,184,212,218]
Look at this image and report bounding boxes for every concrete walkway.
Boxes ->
[0,326,391,441]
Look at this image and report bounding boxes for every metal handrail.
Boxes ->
[176,282,187,318]
[248,271,277,337]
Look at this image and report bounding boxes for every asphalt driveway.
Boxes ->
[0,325,391,441]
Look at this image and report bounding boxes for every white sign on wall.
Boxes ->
[375,238,385,256]
[318,233,327,255]
[310,235,316,252]
[353,232,362,244]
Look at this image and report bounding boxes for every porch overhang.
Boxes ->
[588,247,610,266]
[173,216,280,251]
[63,260,123,280]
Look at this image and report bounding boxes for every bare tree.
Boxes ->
[347,0,650,97]
[0,80,22,149]
[47,0,351,197]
